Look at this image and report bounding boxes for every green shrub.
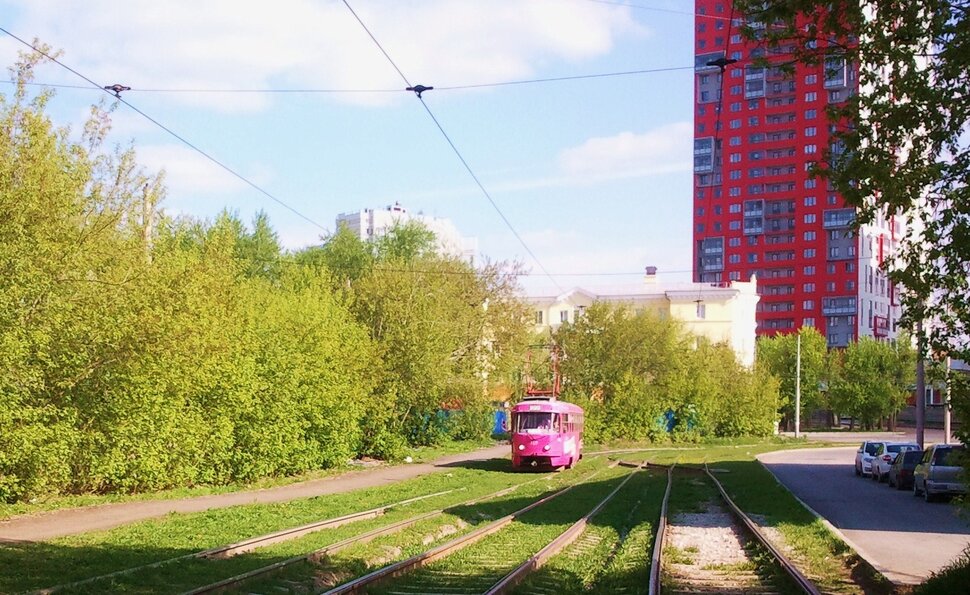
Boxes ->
[913,545,970,595]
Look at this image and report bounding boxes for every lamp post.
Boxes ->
[795,333,801,439]
[915,319,925,450]
[944,356,952,445]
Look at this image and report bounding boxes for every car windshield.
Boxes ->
[888,444,917,453]
[933,446,965,466]
[865,443,880,455]
[514,412,559,432]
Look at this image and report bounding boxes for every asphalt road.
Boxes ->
[759,446,970,585]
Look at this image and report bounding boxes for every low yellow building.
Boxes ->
[524,270,760,367]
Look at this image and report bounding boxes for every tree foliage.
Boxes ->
[826,337,915,428]
[553,303,779,442]
[756,328,829,425]
[0,49,530,502]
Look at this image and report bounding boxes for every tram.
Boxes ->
[510,395,584,469]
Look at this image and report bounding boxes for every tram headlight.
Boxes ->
[518,444,525,451]
[543,445,551,452]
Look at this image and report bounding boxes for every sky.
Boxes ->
[0,0,699,293]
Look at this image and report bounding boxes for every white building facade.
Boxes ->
[524,271,760,368]
[336,202,478,262]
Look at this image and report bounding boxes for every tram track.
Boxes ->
[31,490,459,595]
[173,459,610,595]
[186,463,622,595]
[322,461,643,595]
[650,463,822,595]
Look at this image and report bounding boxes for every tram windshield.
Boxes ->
[514,412,559,433]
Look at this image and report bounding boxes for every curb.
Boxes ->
[755,457,908,587]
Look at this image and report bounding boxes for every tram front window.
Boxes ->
[515,412,559,433]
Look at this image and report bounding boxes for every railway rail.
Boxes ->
[181,469,577,595]
[32,489,458,595]
[650,462,822,595]
[318,462,640,595]
[31,455,830,595]
[177,462,632,595]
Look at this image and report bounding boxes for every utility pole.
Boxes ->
[795,333,801,439]
[915,318,925,449]
[944,356,952,445]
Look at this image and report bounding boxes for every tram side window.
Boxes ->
[562,413,586,433]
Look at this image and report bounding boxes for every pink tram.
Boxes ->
[510,396,584,470]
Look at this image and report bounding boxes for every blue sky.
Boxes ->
[0,0,698,292]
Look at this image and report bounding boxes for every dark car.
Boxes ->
[888,449,922,490]
[914,444,967,502]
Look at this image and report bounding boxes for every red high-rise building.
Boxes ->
[692,0,901,348]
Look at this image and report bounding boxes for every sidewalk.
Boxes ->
[0,444,510,543]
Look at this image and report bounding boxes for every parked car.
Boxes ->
[913,444,967,502]
[888,449,923,490]
[871,442,921,482]
[855,440,885,477]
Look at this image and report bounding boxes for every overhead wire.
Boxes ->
[0,26,329,233]
[340,0,564,293]
[579,0,731,21]
[0,64,694,95]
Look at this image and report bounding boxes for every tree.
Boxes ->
[756,328,829,428]
[554,303,779,442]
[828,338,915,429]
[734,0,970,439]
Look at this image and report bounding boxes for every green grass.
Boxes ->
[1,439,891,594]
[1,459,529,594]
[371,463,632,595]
[237,462,610,594]
[509,469,666,594]
[88,459,610,594]
[0,438,502,520]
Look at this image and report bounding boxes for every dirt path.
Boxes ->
[0,444,510,543]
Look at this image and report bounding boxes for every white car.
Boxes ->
[854,440,882,476]
[870,442,921,482]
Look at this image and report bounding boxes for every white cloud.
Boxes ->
[13,0,644,111]
[135,143,271,196]
[558,122,693,178]
[479,122,693,193]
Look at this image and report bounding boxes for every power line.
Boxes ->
[1,64,693,95]
[579,0,732,21]
[340,0,564,293]
[435,66,692,90]
[0,27,329,233]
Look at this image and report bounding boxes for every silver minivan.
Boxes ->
[913,444,967,502]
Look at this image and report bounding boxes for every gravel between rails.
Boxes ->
[664,501,782,595]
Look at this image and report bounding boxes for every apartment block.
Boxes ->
[692,0,902,347]
[336,202,478,263]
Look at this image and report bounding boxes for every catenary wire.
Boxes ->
[579,0,731,20]
[0,27,329,233]
[0,64,694,94]
[340,0,564,293]
[234,249,883,279]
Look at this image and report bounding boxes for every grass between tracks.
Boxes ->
[0,438,499,520]
[236,460,616,594]
[510,469,665,594]
[2,439,887,594]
